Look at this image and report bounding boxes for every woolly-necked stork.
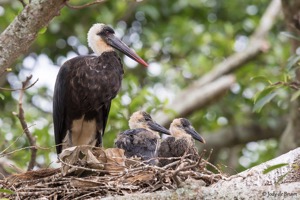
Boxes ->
[53,23,148,154]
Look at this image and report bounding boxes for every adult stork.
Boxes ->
[157,118,205,167]
[53,23,148,155]
[114,111,170,164]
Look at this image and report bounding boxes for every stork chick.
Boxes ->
[115,111,170,164]
[157,118,205,167]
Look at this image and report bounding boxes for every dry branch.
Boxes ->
[14,75,37,171]
[0,78,38,91]
[154,0,282,126]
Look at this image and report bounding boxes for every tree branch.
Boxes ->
[155,75,236,126]
[14,75,37,171]
[153,0,281,126]
[0,78,38,91]
[0,0,66,75]
[192,0,281,89]
[201,118,286,152]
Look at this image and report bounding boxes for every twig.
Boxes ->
[65,0,107,9]
[58,157,109,174]
[162,160,181,169]
[0,145,50,158]
[172,153,204,187]
[15,75,37,171]
[0,124,37,156]
[200,149,223,174]
[0,78,38,91]
[201,160,223,174]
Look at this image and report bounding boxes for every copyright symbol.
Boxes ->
[262,192,266,196]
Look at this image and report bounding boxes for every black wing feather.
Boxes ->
[96,101,111,146]
[53,65,69,154]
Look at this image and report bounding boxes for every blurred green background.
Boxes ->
[0,0,296,174]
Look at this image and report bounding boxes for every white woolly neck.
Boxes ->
[87,23,114,56]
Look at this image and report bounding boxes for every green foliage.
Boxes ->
[253,89,279,113]
[252,49,300,112]
[0,0,296,173]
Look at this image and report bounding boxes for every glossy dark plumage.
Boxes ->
[53,52,123,154]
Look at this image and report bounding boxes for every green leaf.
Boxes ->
[0,93,4,100]
[276,172,290,184]
[253,87,276,104]
[286,54,300,71]
[0,189,14,194]
[250,76,272,85]
[263,163,289,174]
[38,27,47,35]
[253,91,278,112]
[291,90,300,102]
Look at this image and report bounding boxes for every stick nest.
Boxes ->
[0,146,225,199]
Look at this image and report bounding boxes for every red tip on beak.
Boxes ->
[136,57,149,67]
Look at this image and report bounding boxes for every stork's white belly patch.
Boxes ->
[71,116,97,146]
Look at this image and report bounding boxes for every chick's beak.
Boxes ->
[185,127,206,144]
[148,122,170,135]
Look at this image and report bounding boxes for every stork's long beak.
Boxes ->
[148,122,170,135]
[185,127,206,144]
[107,34,148,67]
